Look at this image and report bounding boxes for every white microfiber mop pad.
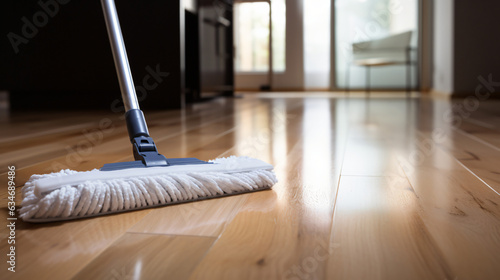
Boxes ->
[20,156,277,222]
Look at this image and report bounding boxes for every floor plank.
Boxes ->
[1,211,150,280]
[397,142,500,280]
[417,129,500,194]
[189,99,349,279]
[326,176,454,280]
[1,94,500,279]
[72,233,215,280]
[128,192,249,237]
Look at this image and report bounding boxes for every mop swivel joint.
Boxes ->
[99,109,169,171]
[124,109,168,167]
[100,108,210,171]
[132,136,169,167]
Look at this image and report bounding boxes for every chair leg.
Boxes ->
[366,66,371,97]
[406,61,411,97]
[406,47,411,98]
[345,63,350,95]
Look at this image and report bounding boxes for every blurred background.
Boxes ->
[1,0,499,110]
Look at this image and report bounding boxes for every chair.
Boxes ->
[345,30,414,96]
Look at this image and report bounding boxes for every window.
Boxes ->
[234,0,286,73]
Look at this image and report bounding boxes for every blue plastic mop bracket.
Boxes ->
[132,135,169,167]
[100,109,211,171]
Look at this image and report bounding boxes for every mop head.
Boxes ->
[20,156,277,222]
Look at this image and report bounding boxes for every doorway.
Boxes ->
[233,0,286,90]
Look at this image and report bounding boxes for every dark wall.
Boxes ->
[0,0,184,110]
[453,0,500,93]
[198,0,234,97]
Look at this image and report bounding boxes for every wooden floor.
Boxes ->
[1,92,500,279]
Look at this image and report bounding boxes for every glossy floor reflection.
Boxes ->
[1,93,499,279]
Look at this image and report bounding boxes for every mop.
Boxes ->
[19,0,277,222]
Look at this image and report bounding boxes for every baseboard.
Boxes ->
[429,89,500,99]
[235,88,305,92]
[450,91,500,99]
[429,89,452,99]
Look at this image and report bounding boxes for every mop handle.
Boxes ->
[101,0,152,145]
[101,0,139,111]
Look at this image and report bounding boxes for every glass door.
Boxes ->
[233,0,286,90]
[334,0,419,90]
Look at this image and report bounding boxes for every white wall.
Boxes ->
[432,0,454,94]
[274,0,304,89]
[303,0,330,89]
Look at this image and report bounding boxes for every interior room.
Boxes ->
[1,0,499,279]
